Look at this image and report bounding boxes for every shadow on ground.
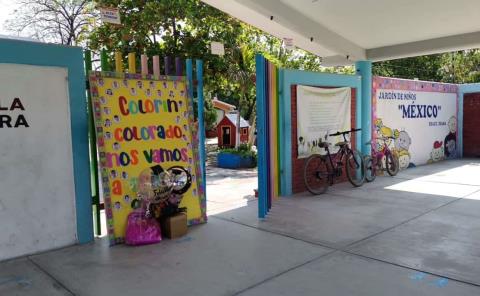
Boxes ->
[2,159,480,296]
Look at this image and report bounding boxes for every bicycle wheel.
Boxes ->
[364,155,376,182]
[303,154,330,195]
[345,149,365,187]
[386,152,399,176]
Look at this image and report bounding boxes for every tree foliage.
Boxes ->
[5,0,96,46]
[373,50,480,83]
[8,0,480,122]
[89,0,331,121]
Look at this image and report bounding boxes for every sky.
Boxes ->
[0,0,19,35]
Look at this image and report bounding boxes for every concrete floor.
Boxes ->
[206,166,257,215]
[2,159,480,295]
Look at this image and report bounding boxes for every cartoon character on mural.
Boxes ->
[428,141,445,163]
[444,116,457,159]
[374,119,395,151]
[397,150,413,170]
[298,136,306,156]
[394,130,411,151]
[375,118,414,170]
[394,130,414,169]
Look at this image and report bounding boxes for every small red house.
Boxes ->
[217,113,250,148]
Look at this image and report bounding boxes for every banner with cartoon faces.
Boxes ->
[372,77,458,170]
[89,72,206,244]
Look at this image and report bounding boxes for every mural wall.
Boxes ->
[372,77,458,169]
[89,72,205,244]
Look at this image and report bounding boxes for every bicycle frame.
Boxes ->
[303,128,364,195]
[371,138,394,170]
[323,132,356,180]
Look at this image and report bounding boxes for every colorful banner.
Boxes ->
[89,72,206,244]
[265,60,281,206]
[372,77,458,169]
[296,86,351,158]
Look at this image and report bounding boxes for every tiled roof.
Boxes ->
[225,113,250,128]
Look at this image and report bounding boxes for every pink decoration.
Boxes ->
[141,54,149,75]
[125,211,162,246]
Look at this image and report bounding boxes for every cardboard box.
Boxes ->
[161,212,188,239]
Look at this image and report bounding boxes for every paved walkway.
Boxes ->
[2,159,480,295]
[206,165,257,215]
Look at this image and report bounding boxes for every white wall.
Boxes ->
[215,109,225,125]
[0,64,77,260]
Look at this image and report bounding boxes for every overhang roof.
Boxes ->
[213,98,236,111]
[202,0,480,65]
[224,113,250,128]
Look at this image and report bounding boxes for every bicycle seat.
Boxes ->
[335,141,348,147]
[318,142,331,148]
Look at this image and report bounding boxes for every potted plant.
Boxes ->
[217,144,257,169]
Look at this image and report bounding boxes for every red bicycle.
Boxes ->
[303,129,365,195]
[364,137,399,182]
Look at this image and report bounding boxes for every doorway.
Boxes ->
[463,93,480,157]
[222,126,231,146]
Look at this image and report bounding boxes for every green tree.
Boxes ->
[89,0,333,122]
[5,0,96,46]
[373,50,480,83]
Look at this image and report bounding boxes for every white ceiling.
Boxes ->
[282,0,480,49]
[202,0,480,65]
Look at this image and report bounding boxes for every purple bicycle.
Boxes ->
[364,137,399,182]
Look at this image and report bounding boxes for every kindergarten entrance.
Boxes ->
[206,108,258,216]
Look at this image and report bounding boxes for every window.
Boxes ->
[242,128,248,135]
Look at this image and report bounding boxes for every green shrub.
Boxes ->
[219,144,257,166]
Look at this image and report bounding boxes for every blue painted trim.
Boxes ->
[457,83,480,157]
[458,83,480,94]
[355,61,372,155]
[255,54,267,218]
[196,60,206,192]
[0,38,93,243]
[281,69,362,196]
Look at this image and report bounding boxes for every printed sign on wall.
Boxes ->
[89,72,206,244]
[296,85,351,158]
[373,77,458,170]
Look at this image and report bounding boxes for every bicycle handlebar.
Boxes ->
[377,136,395,141]
[328,128,361,137]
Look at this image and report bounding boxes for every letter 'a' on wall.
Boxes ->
[372,77,458,170]
[0,64,77,260]
[89,72,206,245]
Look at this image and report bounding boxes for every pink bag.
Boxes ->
[125,211,162,246]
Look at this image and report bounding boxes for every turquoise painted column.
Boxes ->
[196,60,206,192]
[355,61,372,155]
[186,59,194,102]
[255,54,267,218]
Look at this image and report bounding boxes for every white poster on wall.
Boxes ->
[374,85,457,170]
[296,85,351,158]
[0,64,76,260]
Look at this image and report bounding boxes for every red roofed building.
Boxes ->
[212,98,236,125]
[217,113,250,148]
